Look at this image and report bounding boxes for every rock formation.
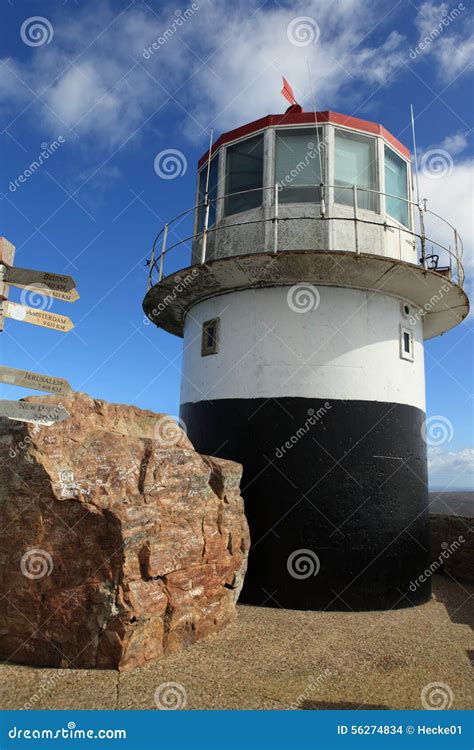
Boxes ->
[0,393,249,671]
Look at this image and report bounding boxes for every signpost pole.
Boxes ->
[0,238,16,333]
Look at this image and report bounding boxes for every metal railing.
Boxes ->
[146,184,465,290]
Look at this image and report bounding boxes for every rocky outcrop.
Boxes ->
[0,393,249,671]
[429,514,473,583]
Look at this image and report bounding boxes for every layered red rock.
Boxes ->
[0,393,249,671]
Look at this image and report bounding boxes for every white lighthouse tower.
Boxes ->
[144,109,468,611]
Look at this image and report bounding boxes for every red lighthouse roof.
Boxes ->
[198,110,410,168]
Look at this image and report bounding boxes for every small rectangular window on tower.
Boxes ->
[400,326,414,361]
[201,318,219,356]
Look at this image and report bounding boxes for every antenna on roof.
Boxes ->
[410,105,420,206]
[204,128,214,202]
[201,128,214,265]
[410,104,427,268]
[307,61,325,216]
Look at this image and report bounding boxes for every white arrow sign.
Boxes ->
[0,365,72,395]
[3,301,74,332]
[0,400,70,425]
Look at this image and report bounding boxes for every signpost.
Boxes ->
[3,300,74,332]
[0,400,70,425]
[0,365,72,395]
[0,236,78,425]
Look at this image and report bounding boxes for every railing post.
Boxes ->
[159,223,168,282]
[147,245,155,291]
[0,263,7,334]
[352,185,359,255]
[454,228,461,285]
[419,202,427,269]
[273,183,279,253]
[201,200,210,265]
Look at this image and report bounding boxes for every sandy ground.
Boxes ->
[1,575,472,711]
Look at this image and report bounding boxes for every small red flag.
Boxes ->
[281,77,297,106]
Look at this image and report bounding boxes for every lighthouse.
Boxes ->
[143,109,468,611]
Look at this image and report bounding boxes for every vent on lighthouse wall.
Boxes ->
[401,302,412,319]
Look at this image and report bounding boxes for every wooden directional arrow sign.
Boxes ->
[0,365,72,395]
[0,400,70,425]
[3,301,74,332]
[5,265,76,293]
[8,283,80,303]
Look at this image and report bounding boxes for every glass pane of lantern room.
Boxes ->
[197,155,219,232]
[275,129,322,203]
[225,135,264,216]
[384,146,409,227]
[335,130,377,211]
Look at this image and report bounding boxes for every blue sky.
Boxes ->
[0,0,472,490]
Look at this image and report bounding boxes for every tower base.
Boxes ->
[181,397,431,611]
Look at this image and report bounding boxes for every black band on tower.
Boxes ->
[181,397,431,611]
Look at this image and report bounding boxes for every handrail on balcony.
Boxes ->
[146,184,465,291]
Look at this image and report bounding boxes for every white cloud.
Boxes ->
[0,0,409,147]
[418,144,473,283]
[412,1,474,80]
[180,1,408,135]
[0,0,472,154]
[0,4,169,147]
[428,447,474,489]
[425,131,470,157]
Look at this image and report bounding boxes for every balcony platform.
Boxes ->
[143,250,469,340]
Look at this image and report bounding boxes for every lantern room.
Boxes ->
[145,109,466,341]
[192,111,416,265]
